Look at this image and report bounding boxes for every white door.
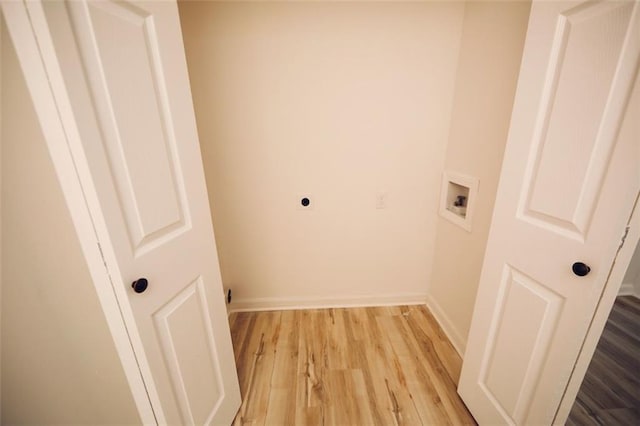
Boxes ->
[459,1,639,425]
[1,0,241,424]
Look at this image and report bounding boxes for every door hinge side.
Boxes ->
[97,241,109,270]
[619,226,630,251]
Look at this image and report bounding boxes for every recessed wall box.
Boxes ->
[439,171,479,232]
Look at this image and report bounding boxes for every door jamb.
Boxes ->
[0,1,160,423]
[554,192,640,424]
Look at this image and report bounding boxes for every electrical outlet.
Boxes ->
[376,192,387,209]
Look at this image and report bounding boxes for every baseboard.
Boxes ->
[228,293,428,314]
[618,282,640,298]
[618,282,634,296]
[425,293,466,358]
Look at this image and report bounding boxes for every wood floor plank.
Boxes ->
[588,351,640,407]
[399,314,473,425]
[295,309,327,425]
[325,308,352,370]
[377,314,455,424]
[566,398,599,426]
[265,310,298,425]
[235,311,281,425]
[324,369,375,425]
[231,314,253,404]
[411,305,462,383]
[228,312,246,353]
[595,407,640,425]
[231,313,257,373]
[576,366,627,411]
[356,310,423,425]
[230,305,476,425]
[341,309,395,426]
[382,318,458,424]
[616,295,640,316]
[568,296,640,425]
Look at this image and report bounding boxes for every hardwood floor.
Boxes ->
[229,305,476,425]
[567,296,640,425]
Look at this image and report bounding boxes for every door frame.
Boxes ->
[554,193,640,423]
[1,1,159,423]
[4,1,637,424]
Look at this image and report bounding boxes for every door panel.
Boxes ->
[74,0,191,254]
[523,1,633,238]
[481,266,564,421]
[459,1,639,424]
[36,1,241,424]
[153,278,224,425]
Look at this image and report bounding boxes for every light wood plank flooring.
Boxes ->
[567,296,640,425]
[229,305,476,425]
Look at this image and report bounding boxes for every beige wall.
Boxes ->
[1,22,140,425]
[427,1,531,353]
[179,2,465,308]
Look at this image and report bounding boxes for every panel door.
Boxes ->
[458,1,639,424]
[35,1,242,424]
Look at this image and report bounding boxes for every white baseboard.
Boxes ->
[228,293,428,314]
[425,293,466,357]
[618,282,640,298]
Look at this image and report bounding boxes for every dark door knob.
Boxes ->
[572,262,591,277]
[132,278,148,293]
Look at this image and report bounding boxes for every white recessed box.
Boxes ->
[439,171,479,232]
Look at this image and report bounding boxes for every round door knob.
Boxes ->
[572,262,591,277]
[131,278,148,293]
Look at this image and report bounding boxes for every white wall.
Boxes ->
[426,2,531,353]
[1,22,140,425]
[179,2,465,309]
[620,241,640,297]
